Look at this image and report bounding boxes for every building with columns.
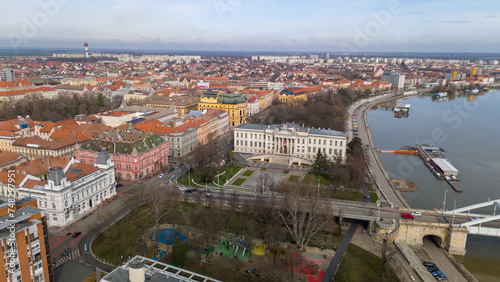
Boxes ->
[233,123,347,165]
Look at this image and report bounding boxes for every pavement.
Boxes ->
[322,221,358,282]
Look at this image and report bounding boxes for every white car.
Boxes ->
[178,186,187,191]
[158,173,164,178]
[411,212,422,216]
[469,217,480,221]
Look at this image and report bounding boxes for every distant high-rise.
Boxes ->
[381,72,405,89]
[84,41,89,59]
[0,69,15,82]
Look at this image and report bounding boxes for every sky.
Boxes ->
[1,0,499,53]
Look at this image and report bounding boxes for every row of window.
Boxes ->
[235,132,343,147]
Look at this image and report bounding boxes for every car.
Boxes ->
[422,260,436,267]
[115,183,123,188]
[435,274,447,280]
[178,186,187,191]
[411,211,422,216]
[353,133,359,136]
[366,144,370,147]
[353,113,356,116]
[66,232,72,236]
[72,232,82,238]
[159,173,164,178]
[469,217,481,221]
[169,167,175,173]
[369,162,373,166]
[402,213,415,219]
[427,266,439,272]
[185,188,197,193]
[431,270,444,277]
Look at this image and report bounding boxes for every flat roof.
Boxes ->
[236,123,346,138]
[431,158,459,174]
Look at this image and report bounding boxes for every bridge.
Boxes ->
[443,199,500,237]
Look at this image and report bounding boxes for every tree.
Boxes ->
[380,239,397,281]
[255,173,275,194]
[170,238,188,266]
[148,184,180,247]
[312,150,330,174]
[97,93,105,107]
[274,182,332,249]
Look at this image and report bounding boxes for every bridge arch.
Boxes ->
[423,234,443,248]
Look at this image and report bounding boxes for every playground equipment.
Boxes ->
[229,237,250,257]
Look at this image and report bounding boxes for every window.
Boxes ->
[52,203,56,209]
[314,139,316,144]
[250,141,253,146]
[323,140,326,145]
[329,149,332,155]
[323,148,326,154]
[302,139,305,144]
[236,133,239,137]
[334,149,338,155]
[308,147,311,152]
[330,140,332,146]
[340,141,343,146]
[236,140,239,146]
[335,141,338,146]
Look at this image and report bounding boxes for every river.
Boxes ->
[367,90,500,281]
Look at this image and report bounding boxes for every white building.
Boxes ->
[16,152,116,228]
[234,123,347,165]
[381,72,405,89]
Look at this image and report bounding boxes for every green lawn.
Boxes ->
[336,244,400,282]
[232,178,246,186]
[242,170,255,177]
[283,170,290,174]
[288,175,300,182]
[260,168,267,171]
[177,166,242,187]
[303,172,331,185]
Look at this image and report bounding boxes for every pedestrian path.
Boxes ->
[55,248,81,266]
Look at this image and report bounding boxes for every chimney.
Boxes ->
[128,260,145,282]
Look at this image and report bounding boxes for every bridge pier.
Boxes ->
[394,221,468,256]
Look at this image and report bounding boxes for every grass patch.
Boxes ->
[260,168,267,171]
[283,170,290,174]
[336,244,400,282]
[177,166,242,187]
[303,172,331,185]
[288,175,299,182]
[232,178,246,186]
[369,191,378,203]
[242,170,255,177]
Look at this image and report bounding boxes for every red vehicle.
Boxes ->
[402,213,415,219]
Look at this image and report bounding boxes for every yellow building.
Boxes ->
[198,90,247,127]
[278,89,308,104]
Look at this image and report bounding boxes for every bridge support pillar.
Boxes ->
[446,225,468,256]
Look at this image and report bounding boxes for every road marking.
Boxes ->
[55,248,81,266]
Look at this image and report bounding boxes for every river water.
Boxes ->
[367,90,500,281]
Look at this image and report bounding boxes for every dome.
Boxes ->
[217,92,247,104]
[280,89,294,96]
[84,42,89,47]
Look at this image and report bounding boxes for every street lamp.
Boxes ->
[442,190,448,213]
[452,199,456,225]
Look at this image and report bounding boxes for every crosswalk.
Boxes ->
[55,248,81,266]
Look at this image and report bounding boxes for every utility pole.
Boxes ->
[442,190,448,213]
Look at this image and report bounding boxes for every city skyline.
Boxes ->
[1,0,500,53]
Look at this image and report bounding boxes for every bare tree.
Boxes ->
[147,183,180,245]
[255,173,275,194]
[380,239,397,281]
[274,182,332,249]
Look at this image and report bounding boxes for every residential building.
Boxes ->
[2,154,116,228]
[0,198,55,282]
[278,89,308,104]
[0,87,58,102]
[0,69,15,82]
[76,130,169,181]
[12,135,90,161]
[142,96,200,118]
[0,150,27,170]
[198,90,247,127]
[381,72,405,89]
[234,123,347,165]
[94,110,140,127]
[156,122,198,158]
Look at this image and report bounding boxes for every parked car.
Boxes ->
[469,217,480,221]
[115,183,123,188]
[431,270,444,277]
[435,274,447,280]
[422,260,436,267]
[178,186,187,191]
[66,232,72,236]
[159,173,164,178]
[72,232,82,238]
[427,266,439,272]
[402,213,415,219]
[411,211,422,216]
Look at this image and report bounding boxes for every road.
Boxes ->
[347,92,410,208]
[413,237,467,282]
[322,222,359,282]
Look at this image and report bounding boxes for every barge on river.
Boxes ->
[416,145,462,192]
